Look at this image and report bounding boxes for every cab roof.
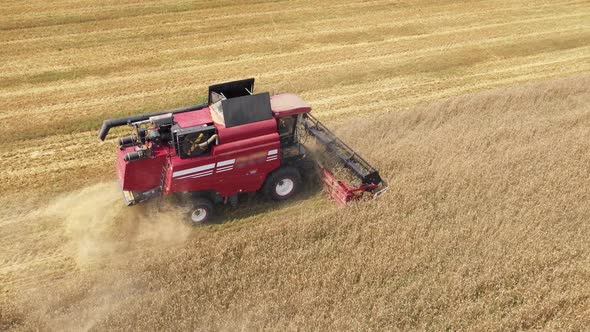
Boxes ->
[174,93,311,129]
[270,93,311,117]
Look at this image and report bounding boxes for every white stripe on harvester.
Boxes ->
[178,171,214,180]
[173,163,215,178]
[217,159,235,167]
[173,152,276,179]
[177,170,214,180]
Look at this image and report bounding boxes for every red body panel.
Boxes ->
[166,135,280,196]
[117,146,167,192]
[215,118,277,144]
[117,107,282,198]
[174,108,212,127]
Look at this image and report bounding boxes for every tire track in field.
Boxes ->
[1,10,586,104]
[306,50,590,110]
[1,21,586,120]
[0,0,583,77]
[0,0,391,31]
[1,0,577,46]
[1,1,585,74]
[321,58,590,118]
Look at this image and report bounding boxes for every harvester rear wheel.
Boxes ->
[264,167,301,201]
[188,197,214,225]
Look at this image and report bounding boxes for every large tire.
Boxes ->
[264,167,301,201]
[187,197,214,226]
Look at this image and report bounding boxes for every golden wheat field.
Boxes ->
[2,0,590,330]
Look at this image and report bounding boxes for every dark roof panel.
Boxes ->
[221,92,273,128]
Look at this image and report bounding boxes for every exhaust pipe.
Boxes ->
[118,135,138,148]
[124,149,149,162]
[98,103,208,141]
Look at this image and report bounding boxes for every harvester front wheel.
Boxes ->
[265,167,301,201]
[188,197,214,225]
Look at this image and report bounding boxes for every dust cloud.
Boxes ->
[39,182,191,266]
[8,183,194,331]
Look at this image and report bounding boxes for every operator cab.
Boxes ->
[118,79,312,162]
[270,93,311,147]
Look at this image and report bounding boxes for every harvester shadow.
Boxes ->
[206,184,321,226]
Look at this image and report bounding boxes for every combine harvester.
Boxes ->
[99,79,387,224]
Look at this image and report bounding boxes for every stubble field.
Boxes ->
[1,0,590,330]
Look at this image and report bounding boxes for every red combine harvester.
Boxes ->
[99,79,387,224]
